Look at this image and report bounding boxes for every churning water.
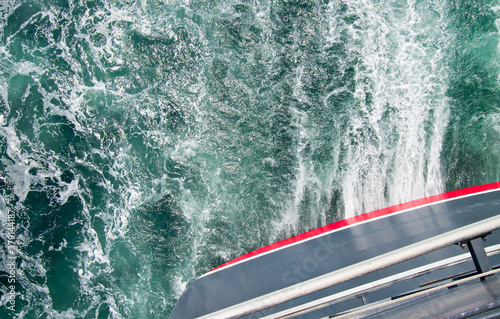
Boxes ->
[0,0,499,317]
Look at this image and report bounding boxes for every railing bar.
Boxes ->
[333,268,500,319]
[266,244,500,319]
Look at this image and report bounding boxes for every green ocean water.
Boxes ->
[0,0,498,317]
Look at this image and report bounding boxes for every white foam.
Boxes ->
[15,61,43,75]
[58,178,80,205]
[0,45,12,59]
[172,275,188,299]
[0,125,38,203]
[330,0,450,218]
[171,140,199,163]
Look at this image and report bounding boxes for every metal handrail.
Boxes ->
[197,214,500,319]
[265,244,500,318]
[333,267,500,319]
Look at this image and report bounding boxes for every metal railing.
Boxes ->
[265,244,500,319]
[197,214,500,319]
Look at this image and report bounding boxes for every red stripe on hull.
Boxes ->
[209,182,500,273]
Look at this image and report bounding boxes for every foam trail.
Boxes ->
[333,0,450,218]
[271,0,451,233]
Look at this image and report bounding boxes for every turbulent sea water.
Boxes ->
[0,0,499,317]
